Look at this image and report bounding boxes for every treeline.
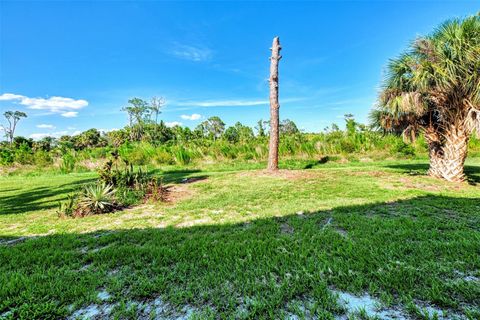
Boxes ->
[2,115,480,171]
[1,97,480,171]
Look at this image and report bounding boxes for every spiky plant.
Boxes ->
[77,183,117,215]
[371,14,480,181]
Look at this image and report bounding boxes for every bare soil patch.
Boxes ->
[237,169,325,180]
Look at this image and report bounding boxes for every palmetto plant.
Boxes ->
[77,183,117,215]
[56,193,78,218]
[371,14,480,181]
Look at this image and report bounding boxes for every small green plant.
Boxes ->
[77,183,118,216]
[56,193,78,218]
[144,176,166,202]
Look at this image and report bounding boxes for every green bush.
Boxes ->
[391,140,416,157]
[60,152,76,173]
[339,139,356,154]
[14,143,34,165]
[173,146,191,165]
[34,151,53,167]
[0,148,14,166]
[153,149,174,165]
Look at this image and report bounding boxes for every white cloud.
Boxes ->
[165,121,182,127]
[170,43,212,62]
[180,113,202,120]
[177,99,268,107]
[174,97,303,108]
[29,133,52,140]
[0,93,88,116]
[98,128,119,133]
[36,124,56,129]
[0,93,24,101]
[29,130,69,140]
[61,111,78,118]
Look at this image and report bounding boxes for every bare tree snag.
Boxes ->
[267,36,281,171]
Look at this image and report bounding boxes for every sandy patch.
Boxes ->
[236,169,324,180]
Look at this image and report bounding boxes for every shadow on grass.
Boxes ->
[384,162,480,184]
[149,168,209,185]
[0,178,96,215]
[1,195,479,318]
[0,169,209,216]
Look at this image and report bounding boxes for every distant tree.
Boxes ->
[121,98,150,140]
[1,111,27,145]
[255,119,268,137]
[58,135,75,151]
[34,136,57,152]
[172,125,193,142]
[149,97,165,125]
[143,121,174,143]
[344,114,357,136]
[13,136,33,149]
[331,123,340,132]
[106,129,129,148]
[235,122,254,141]
[197,116,225,140]
[224,126,239,143]
[279,119,299,135]
[74,129,102,149]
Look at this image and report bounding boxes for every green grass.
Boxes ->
[0,159,479,319]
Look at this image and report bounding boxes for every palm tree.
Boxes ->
[371,14,480,182]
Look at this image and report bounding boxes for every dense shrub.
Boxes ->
[60,152,76,173]
[0,148,14,165]
[14,143,34,165]
[34,150,53,167]
[391,140,416,157]
[173,146,191,165]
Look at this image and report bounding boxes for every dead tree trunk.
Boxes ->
[267,36,281,171]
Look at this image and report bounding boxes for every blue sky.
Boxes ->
[0,1,478,139]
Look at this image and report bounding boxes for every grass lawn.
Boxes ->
[0,159,479,319]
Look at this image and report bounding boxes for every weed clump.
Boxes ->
[57,151,165,218]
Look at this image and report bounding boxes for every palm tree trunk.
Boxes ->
[267,37,281,171]
[425,126,469,182]
[425,128,444,179]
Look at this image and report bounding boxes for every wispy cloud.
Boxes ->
[173,97,303,109]
[177,99,267,107]
[165,121,182,127]
[180,113,202,120]
[61,111,79,118]
[293,97,374,111]
[29,130,69,140]
[36,124,56,129]
[170,43,212,62]
[0,93,88,116]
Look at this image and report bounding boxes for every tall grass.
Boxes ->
[3,131,480,172]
